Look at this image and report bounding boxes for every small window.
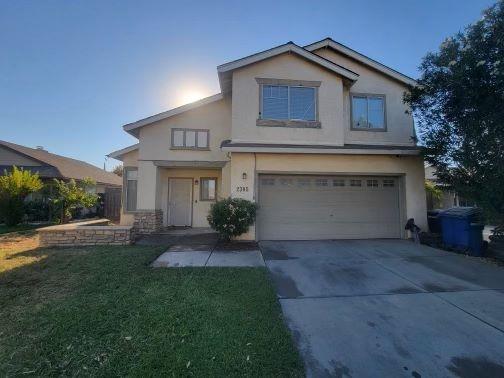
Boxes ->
[315,178,328,187]
[367,179,378,188]
[350,179,362,187]
[261,85,316,121]
[261,178,275,186]
[351,94,385,129]
[125,168,138,211]
[297,178,311,187]
[171,129,209,149]
[383,179,395,187]
[333,179,345,187]
[201,178,217,201]
[280,178,293,187]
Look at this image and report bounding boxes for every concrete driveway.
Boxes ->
[260,240,504,378]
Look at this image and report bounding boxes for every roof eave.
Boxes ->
[122,93,224,136]
[217,42,359,93]
[305,38,417,87]
[107,143,139,160]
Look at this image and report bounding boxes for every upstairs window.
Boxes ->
[351,94,385,130]
[261,85,316,121]
[172,128,209,149]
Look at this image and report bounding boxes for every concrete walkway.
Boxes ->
[152,249,265,267]
[149,229,265,267]
[261,239,504,378]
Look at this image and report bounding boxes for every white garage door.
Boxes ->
[257,175,401,240]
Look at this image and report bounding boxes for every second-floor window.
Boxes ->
[351,94,386,130]
[172,128,209,149]
[261,85,317,121]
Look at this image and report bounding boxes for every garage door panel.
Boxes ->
[258,175,401,240]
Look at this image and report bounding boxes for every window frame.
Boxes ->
[350,93,387,132]
[256,78,321,128]
[200,177,217,201]
[123,167,138,213]
[171,128,210,150]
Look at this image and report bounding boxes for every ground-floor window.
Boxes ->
[125,168,138,211]
[200,177,217,201]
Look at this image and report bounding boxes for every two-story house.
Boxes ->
[108,38,427,240]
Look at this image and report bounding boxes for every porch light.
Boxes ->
[195,179,199,185]
[242,172,247,180]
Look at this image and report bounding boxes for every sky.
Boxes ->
[0,0,496,169]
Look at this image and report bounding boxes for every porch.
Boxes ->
[134,160,230,232]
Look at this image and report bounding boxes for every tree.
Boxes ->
[0,166,43,226]
[50,178,98,224]
[112,165,123,177]
[404,0,504,225]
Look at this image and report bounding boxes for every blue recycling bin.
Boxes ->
[438,207,484,256]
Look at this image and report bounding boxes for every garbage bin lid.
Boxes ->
[439,207,481,219]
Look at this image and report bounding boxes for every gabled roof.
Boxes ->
[123,93,223,137]
[217,42,359,93]
[304,38,417,86]
[107,143,139,161]
[0,140,122,186]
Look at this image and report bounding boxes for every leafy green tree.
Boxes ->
[0,166,43,226]
[405,1,504,225]
[50,178,98,224]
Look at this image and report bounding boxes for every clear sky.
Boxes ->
[0,0,495,169]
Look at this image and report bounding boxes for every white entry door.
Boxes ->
[168,178,192,226]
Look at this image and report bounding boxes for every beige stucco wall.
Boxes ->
[231,53,345,146]
[159,168,223,227]
[230,152,427,240]
[0,146,42,166]
[313,48,415,146]
[138,97,231,162]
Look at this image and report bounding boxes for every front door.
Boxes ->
[168,178,192,226]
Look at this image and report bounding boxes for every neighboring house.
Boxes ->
[0,140,122,194]
[108,38,427,240]
[425,165,474,210]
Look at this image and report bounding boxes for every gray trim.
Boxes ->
[152,160,228,168]
[256,119,321,128]
[171,128,210,150]
[123,166,138,214]
[220,141,420,151]
[255,77,321,87]
[350,93,387,132]
[200,177,218,201]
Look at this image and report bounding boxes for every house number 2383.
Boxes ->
[236,186,249,192]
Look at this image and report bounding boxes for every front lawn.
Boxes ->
[0,233,303,376]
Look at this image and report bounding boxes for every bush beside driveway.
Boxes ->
[0,233,303,377]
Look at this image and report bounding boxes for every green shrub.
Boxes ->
[0,166,43,226]
[207,198,258,241]
[25,199,51,222]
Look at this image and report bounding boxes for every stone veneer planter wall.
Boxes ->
[133,210,163,234]
[38,219,135,247]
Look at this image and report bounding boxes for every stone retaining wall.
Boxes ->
[133,210,163,234]
[38,219,135,247]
